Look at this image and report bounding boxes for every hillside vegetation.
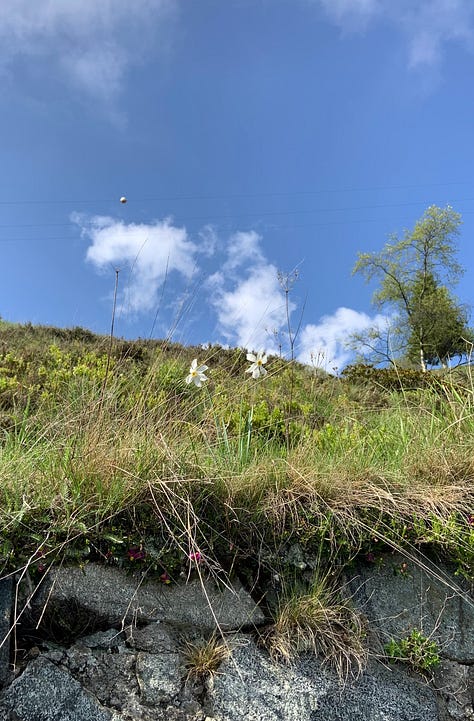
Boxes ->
[0,319,472,577]
[0,319,473,672]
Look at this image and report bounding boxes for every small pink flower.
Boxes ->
[127,546,146,561]
[365,552,376,563]
[467,514,474,526]
[189,551,203,563]
[160,572,171,584]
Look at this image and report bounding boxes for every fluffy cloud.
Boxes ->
[76,214,197,314]
[0,0,176,105]
[403,0,473,68]
[213,264,292,351]
[210,231,293,351]
[317,0,474,67]
[224,230,266,271]
[208,231,390,368]
[297,307,389,372]
[318,0,380,30]
[79,216,390,368]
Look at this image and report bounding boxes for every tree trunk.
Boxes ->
[420,345,427,372]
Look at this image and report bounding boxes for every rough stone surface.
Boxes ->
[210,637,440,721]
[433,660,474,721]
[32,565,264,631]
[0,579,12,688]
[348,553,474,664]
[0,656,114,721]
[126,623,176,654]
[63,642,138,710]
[161,577,265,630]
[56,625,201,721]
[1,562,472,720]
[136,651,182,704]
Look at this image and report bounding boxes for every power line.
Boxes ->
[4,206,474,244]
[0,180,471,206]
[0,195,473,233]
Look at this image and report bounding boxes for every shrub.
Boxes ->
[384,628,440,674]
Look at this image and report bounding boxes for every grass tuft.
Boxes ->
[260,574,368,683]
[182,632,232,682]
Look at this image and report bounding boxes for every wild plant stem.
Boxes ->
[99,268,119,413]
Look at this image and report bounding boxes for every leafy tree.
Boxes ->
[405,272,472,367]
[352,205,471,370]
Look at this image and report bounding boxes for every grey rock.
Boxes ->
[126,623,176,654]
[0,578,12,688]
[162,577,265,631]
[284,543,308,570]
[32,565,264,633]
[62,626,187,720]
[210,636,439,721]
[0,656,113,720]
[433,659,474,720]
[80,629,126,650]
[64,645,137,708]
[136,651,182,704]
[348,553,474,664]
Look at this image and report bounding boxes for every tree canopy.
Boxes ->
[352,205,472,370]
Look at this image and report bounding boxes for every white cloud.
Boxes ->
[210,230,293,351]
[213,264,292,351]
[75,214,197,314]
[297,307,389,372]
[316,0,474,67]
[403,0,473,68]
[198,225,219,258]
[224,230,266,271]
[318,0,381,30]
[0,0,176,107]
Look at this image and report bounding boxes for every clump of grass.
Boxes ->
[260,574,368,683]
[182,632,232,682]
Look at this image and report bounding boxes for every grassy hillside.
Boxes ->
[0,320,473,672]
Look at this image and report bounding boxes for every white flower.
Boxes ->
[186,358,209,387]
[246,350,268,379]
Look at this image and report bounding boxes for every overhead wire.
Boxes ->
[0,178,471,206]
[0,182,473,246]
[1,196,474,239]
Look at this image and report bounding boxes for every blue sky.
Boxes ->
[1,0,474,370]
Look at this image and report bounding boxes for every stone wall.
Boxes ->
[0,553,473,720]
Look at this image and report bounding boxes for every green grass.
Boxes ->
[0,320,473,675]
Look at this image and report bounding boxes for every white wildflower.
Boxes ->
[186,358,209,387]
[246,350,268,379]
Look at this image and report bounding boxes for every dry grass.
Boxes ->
[259,574,368,684]
[182,632,232,682]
